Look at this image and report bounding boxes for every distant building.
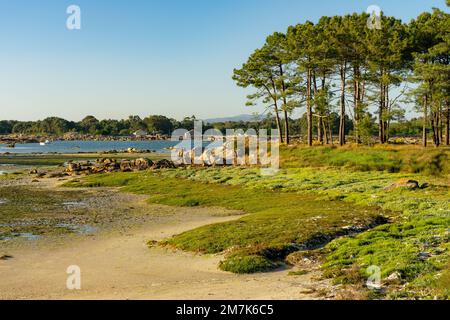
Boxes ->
[133,129,148,137]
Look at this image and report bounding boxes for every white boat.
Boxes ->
[40,140,51,146]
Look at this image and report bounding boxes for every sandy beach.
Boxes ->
[0,202,328,300]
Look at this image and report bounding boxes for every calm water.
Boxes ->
[0,140,186,154]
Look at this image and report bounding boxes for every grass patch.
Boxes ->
[68,171,388,273]
[280,145,450,175]
[219,254,276,274]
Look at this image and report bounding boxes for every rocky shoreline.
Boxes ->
[25,158,177,179]
[65,158,176,175]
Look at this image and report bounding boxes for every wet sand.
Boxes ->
[0,203,330,300]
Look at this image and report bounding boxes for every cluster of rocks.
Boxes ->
[101,148,156,154]
[65,158,176,175]
[173,142,255,166]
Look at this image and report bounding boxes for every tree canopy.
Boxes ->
[233,4,450,147]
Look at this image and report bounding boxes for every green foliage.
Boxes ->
[69,170,386,273]
[219,253,276,274]
[1,114,181,136]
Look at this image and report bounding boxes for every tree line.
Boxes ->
[0,115,196,136]
[233,3,449,147]
[0,112,428,141]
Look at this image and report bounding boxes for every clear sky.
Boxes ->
[0,0,447,121]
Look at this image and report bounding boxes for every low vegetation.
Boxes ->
[281,145,450,175]
[66,171,388,273]
[66,145,449,299]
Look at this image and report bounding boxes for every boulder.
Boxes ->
[151,159,176,169]
[97,158,114,165]
[133,158,153,170]
[385,179,420,191]
[418,252,431,261]
[385,271,402,284]
[66,162,81,172]
[119,160,133,172]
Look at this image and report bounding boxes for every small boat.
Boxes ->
[39,140,51,146]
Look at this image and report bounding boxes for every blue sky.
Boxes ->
[0,0,447,121]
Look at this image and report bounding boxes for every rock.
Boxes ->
[79,161,92,169]
[29,169,38,174]
[151,159,176,169]
[66,162,81,173]
[133,158,153,170]
[385,271,402,284]
[120,160,133,172]
[36,172,46,178]
[0,254,13,260]
[97,158,114,165]
[385,179,420,191]
[418,252,431,261]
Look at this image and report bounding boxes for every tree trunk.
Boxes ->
[270,78,284,144]
[328,116,333,145]
[339,63,347,146]
[313,73,323,144]
[306,69,313,146]
[283,109,290,145]
[446,101,450,146]
[279,64,290,145]
[323,118,329,144]
[385,85,390,142]
[274,103,283,144]
[439,104,443,144]
[379,83,385,144]
[432,108,440,147]
[353,66,361,144]
[423,95,428,148]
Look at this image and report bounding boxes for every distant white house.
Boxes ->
[133,129,148,137]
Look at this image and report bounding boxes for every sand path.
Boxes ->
[0,203,329,300]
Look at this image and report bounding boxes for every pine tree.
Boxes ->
[365,15,410,143]
[233,48,285,142]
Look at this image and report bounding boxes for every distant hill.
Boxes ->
[204,114,265,124]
